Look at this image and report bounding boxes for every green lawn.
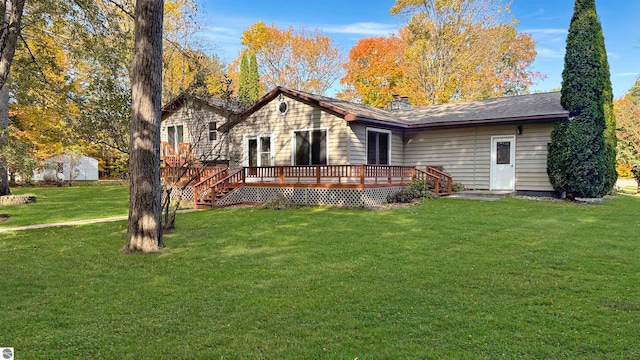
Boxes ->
[1,193,639,358]
[0,184,129,227]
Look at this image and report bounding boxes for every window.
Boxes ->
[367,129,390,165]
[294,129,327,165]
[208,122,217,141]
[167,125,183,151]
[277,94,289,115]
[496,141,511,164]
[247,135,272,167]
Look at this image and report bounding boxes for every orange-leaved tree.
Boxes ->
[614,79,640,188]
[239,21,343,94]
[338,35,405,107]
[374,0,544,106]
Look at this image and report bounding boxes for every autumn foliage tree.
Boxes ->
[162,0,226,102]
[339,35,405,107]
[615,78,640,189]
[240,21,343,94]
[340,0,542,107]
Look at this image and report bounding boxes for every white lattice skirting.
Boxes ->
[216,186,404,207]
[162,186,195,202]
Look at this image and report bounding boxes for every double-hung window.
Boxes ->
[208,122,217,141]
[167,125,184,152]
[367,129,390,165]
[294,129,327,165]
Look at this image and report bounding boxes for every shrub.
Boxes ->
[388,188,421,203]
[451,182,466,192]
[387,179,437,203]
[548,0,614,198]
[616,163,634,179]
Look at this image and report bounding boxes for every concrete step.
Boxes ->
[449,190,515,201]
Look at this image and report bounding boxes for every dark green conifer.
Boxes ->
[547,0,614,198]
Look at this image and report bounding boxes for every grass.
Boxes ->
[618,185,638,195]
[0,184,128,227]
[1,191,639,358]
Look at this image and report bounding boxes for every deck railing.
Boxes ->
[161,165,227,186]
[243,165,417,186]
[164,164,453,207]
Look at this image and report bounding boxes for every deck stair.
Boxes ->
[194,170,244,208]
[416,166,453,196]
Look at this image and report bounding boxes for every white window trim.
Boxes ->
[167,124,184,151]
[244,133,274,167]
[290,127,330,165]
[366,127,392,165]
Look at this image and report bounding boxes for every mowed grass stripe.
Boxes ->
[0,193,638,358]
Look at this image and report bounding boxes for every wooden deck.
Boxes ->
[187,165,453,208]
[159,143,453,207]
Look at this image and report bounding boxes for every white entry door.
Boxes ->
[490,136,516,190]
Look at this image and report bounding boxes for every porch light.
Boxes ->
[516,125,523,135]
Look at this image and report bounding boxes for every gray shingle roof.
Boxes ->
[280,88,567,128]
[392,92,567,125]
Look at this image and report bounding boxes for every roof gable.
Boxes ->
[223,87,569,131]
[161,93,243,120]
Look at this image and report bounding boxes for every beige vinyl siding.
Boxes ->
[404,123,554,191]
[160,99,228,161]
[514,123,554,191]
[348,124,366,164]
[228,95,350,170]
[405,128,482,187]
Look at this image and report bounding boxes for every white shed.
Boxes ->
[33,154,100,182]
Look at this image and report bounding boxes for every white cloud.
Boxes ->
[536,47,565,59]
[521,28,567,35]
[321,22,399,36]
[613,72,640,77]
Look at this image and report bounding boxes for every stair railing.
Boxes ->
[192,167,229,207]
[415,167,453,196]
[208,170,245,206]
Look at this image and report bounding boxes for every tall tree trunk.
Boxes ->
[123,0,164,253]
[0,0,25,196]
[0,85,9,196]
[0,0,24,89]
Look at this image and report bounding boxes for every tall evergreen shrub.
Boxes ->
[238,52,250,104]
[248,53,260,102]
[547,0,614,198]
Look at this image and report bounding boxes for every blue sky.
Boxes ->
[197,0,639,98]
